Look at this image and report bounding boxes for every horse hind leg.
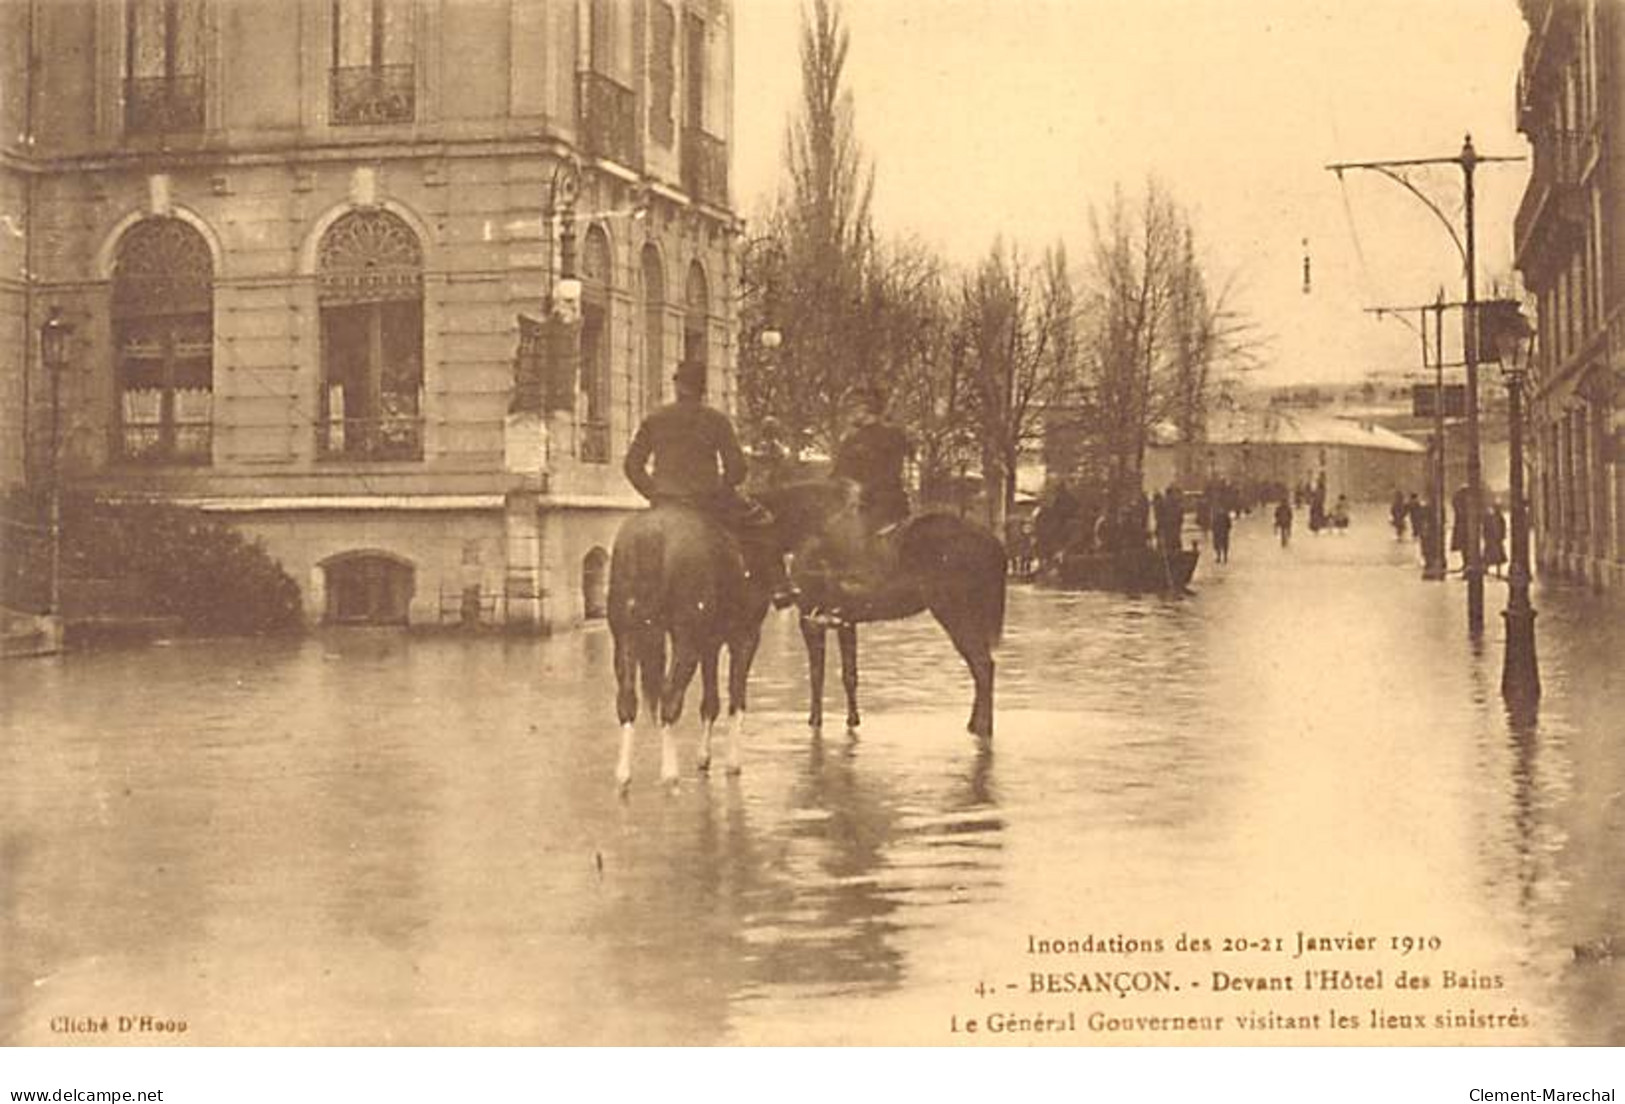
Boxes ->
[697,646,721,774]
[659,637,702,789]
[725,626,762,776]
[837,623,860,732]
[613,629,665,794]
[800,614,828,731]
[613,631,639,793]
[932,605,996,739]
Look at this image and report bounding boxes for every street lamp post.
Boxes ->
[549,159,583,325]
[1328,135,1523,635]
[40,307,72,618]
[1487,302,1539,703]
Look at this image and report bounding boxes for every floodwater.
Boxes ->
[3,510,1622,1046]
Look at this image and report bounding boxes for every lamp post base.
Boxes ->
[1501,605,1541,703]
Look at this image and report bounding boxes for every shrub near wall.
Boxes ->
[2,491,304,635]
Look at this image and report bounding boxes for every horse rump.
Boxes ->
[897,512,1007,648]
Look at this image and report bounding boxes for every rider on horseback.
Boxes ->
[803,384,915,627]
[832,384,913,532]
[623,359,798,609]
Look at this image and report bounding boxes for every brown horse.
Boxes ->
[607,504,770,792]
[757,481,1007,738]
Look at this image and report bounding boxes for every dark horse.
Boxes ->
[607,503,770,792]
[758,481,1007,738]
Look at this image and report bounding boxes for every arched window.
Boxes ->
[112,217,214,464]
[318,209,425,461]
[580,226,614,463]
[640,244,666,415]
[683,261,709,398]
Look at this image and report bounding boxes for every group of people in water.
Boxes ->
[1387,487,1509,576]
[1017,480,1239,574]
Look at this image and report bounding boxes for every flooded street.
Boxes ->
[4,509,1623,1046]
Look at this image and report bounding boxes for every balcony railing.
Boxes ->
[580,420,611,464]
[318,415,424,461]
[119,422,212,465]
[578,71,639,168]
[1514,128,1586,277]
[681,127,728,207]
[125,75,204,134]
[331,65,416,126]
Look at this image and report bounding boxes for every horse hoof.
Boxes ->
[846,715,861,731]
[696,757,711,775]
[616,778,631,799]
[725,764,743,777]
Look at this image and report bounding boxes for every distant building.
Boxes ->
[1045,384,1428,505]
[1,0,739,628]
[1513,0,1624,588]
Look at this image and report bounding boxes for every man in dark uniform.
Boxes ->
[623,360,797,608]
[831,385,913,532]
[798,385,913,627]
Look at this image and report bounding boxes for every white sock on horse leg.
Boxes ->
[660,725,680,786]
[727,711,746,775]
[697,717,715,771]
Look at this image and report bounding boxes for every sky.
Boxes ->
[731,0,1530,387]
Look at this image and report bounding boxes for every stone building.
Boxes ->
[1514,0,1625,588]
[1,0,739,629]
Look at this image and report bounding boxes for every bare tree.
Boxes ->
[755,0,876,460]
[869,238,975,507]
[1084,183,1179,514]
[959,241,1082,532]
[1081,179,1256,514]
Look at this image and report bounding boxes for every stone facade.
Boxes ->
[1,0,740,630]
[1514,0,1625,589]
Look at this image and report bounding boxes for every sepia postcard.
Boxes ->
[2,0,1621,1051]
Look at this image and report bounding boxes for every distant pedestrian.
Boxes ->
[1274,500,1294,547]
[1331,494,1350,530]
[1413,503,1437,566]
[1406,493,1425,541]
[1390,491,1408,538]
[1484,504,1508,578]
[1212,507,1233,564]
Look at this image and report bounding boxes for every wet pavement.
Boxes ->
[3,508,1622,1045]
